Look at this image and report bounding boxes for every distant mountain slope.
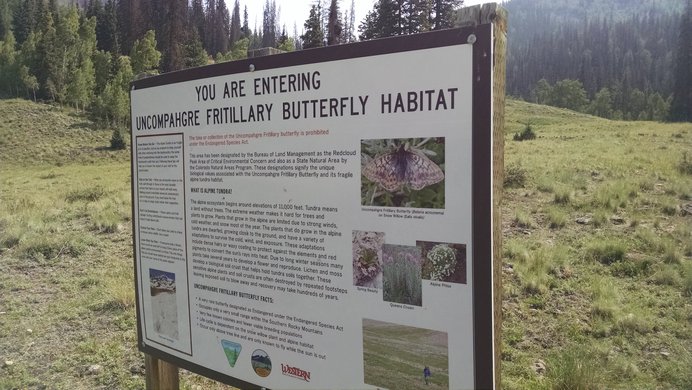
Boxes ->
[504,0,685,25]
[0,99,129,166]
[504,0,686,101]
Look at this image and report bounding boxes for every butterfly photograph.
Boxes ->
[361,137,445,208]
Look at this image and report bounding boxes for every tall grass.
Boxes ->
[592,181,638,210]
[504,241,568,295]
[589,276,618,321]
[87,191,130,233]
[548,345,605,390]
[585,239,626,265]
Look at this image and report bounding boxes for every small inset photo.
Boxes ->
[251,349,272,377]
[382,244,423,307]
[363,319,449,389]
[352,230,385,288]
[149,268,178,340]
[361,138,445,209]
[417,241,467,284]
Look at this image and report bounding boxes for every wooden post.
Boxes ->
[145,354,180,390]
[457,3,507,389]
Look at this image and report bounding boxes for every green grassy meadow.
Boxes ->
[0,97,690,389]
[502,100,692,389]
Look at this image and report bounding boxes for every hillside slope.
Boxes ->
[502,99,692,389]
[0,99,129,166]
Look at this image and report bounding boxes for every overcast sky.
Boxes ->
[226,0,488,36]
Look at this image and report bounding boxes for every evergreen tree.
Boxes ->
[670,0,692,121]
[302,4,324,48]
[292,22,302,50]
[93,49,110,94]
[37,7,60,100]
[327,0,342,45]
[432,0,461,30]
[262,0,277,48]
[0,0,13,40]
[404,0,433,34]
[205,0,216,52]
[182,29,208,69]
[94,55,132,125]
[130,29,161,75]
[161,0,186,71]
[102,0,119,54]
[86,0,106,51]
[13,0,37,45]
[277,25,295,51]
[190,0,205,49]
[0,30,19,96]
[214,0,230,54]
[48,0,58,20]
[229,0,241,45]
[249,20,261,49]
[117,0,147,54]
[242,5,250,38]
[359,0,400,40]
[342,0,355,43]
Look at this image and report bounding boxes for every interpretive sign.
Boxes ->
[131,24,496,389]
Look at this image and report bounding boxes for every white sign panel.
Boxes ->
[131,26,494,389]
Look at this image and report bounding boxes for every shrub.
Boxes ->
[513,123,536,141]
[110,129,126,150]
[504,164,528,188]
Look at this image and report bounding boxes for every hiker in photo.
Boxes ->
[423,365,431,385]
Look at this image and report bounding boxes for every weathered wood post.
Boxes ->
[145,354,179,390]
[457,4,507,388]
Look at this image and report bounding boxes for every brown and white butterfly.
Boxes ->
[362,144,444,192]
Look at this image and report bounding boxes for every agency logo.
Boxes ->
[280,363,311,382]
[251,349,272,377]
